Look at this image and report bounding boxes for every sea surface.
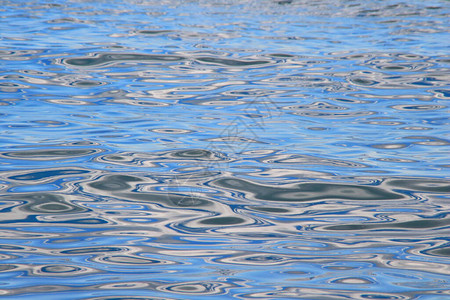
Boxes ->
[0,0,449,299]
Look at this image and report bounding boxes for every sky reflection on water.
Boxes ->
[0,0,449,299]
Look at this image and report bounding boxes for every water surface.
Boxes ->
[0,0,449,299]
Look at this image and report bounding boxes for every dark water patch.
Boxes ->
[402,136,450,146]
[308,127,329,131]
[210,178,404,202]
[262,153,371,168]
[54,218,109,225]
[349,77,379,86]
[432,89,450,99]
[0,264,19,272]
[0,148,103,160]
[424,247,450,257]
[95,255,176,266]
[97,150,229,167]
[59,246,126,255]
[61,141,101,147]
[140,149,232,165]
[373,62,432,72]
[269,53,296,58]
[325,217,450,231]
[167,149,219,160]
[68,80,106,87]
[334,97,373,104]
[199,216,246,226]
[390,104,446,111]
[385,178,450,193]
[63,53,185,67]
[283,101,348,111]
[2,193,87,215]
[87,175,143,192]
[0,244,26,251]
[34,264,97,276]
[324,264,362,270]
[133,29,174,35]
[346,72,448,90]
[262,75,333,87]
[222,88,279,97]
[47,17,92,24]
[195,57,270,67]
[30,120,68,127]
[250,206,291,213]
[0,49,42,60]
[157,281,234,295]
[117,191,215,209]
[149,128,193,134]
[216,253,296,266]
[7,168,90,181]
[95,152,159,168]
[0,82,31,92]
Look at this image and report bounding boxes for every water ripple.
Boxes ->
[1,0,449,298]
[63,53,186,68]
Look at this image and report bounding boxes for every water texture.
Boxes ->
[0,0,449,299]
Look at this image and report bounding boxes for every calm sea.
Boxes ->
[0,0,449,299]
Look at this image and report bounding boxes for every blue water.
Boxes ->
[0,0,449,299]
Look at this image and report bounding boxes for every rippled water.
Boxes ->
[1,0,449,299]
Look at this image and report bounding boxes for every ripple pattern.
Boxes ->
[0,0,449,299]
